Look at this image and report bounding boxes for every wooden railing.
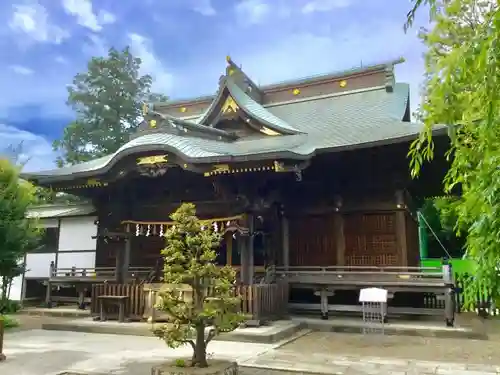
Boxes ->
[49,266,154,283]
[236,281,288,324]
[91,281,289,325]
[275,265,453,288]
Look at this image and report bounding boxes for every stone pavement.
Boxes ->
[2,329,500,375]
[241,349,500,374]
[1,329,272,375]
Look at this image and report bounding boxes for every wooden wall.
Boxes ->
[288,214,337,266]
[89,140,428,270]
[343,212,398,267]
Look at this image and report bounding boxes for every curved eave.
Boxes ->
[20,126,448,185]
[225,79,302,136]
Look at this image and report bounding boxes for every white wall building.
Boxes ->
[9,204,97,302]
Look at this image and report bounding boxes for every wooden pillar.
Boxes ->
[121,234,131,283]
[239,214,254,285]
[247,214,255,284]
[395,190,408,267]
[226,234,233,267]
[281,215,290,270]
[333,195,346,266]
[115,245,124,283]
[239,232,249,284]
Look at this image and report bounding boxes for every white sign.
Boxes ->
[359,287,388,303]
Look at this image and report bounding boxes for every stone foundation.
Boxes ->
[151,359,238,375]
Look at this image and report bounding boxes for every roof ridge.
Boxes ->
[264,85,388,109]
[157,58,405,107]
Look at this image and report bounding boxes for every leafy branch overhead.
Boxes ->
[53,46,168,167]
[153,203,244,368]
[406,0,500,304]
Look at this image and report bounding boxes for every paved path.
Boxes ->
[2,330,500,375]
[2,329,272,375]
[242,349,500,374]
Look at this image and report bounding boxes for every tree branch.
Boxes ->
[204,328,216,345]
[185,339,196,351]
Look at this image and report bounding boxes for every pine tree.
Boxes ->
[154,203,244,368]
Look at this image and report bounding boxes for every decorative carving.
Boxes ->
[273,161,285,172]
[213,164,230,173]
[87,178,101,186]
[260,126,280,136]
[221,96,239,114]
[137,155,168,165]
[142,103,149,116]
[136,155,169,177]
[149,119,157,128]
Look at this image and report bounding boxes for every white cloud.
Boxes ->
[128,33,174,93]
[301,0,352,14]
[192,0,216,16]
[62,0,115,32]
[9,2,70,44]
[55,56,68,64]
[235,0,272,25]
[98,10,116,25]
[10,65,34,75]
[0,124,56,172]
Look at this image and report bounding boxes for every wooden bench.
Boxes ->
[98,295,129,322]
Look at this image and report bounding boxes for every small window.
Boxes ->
[32,227,59,253]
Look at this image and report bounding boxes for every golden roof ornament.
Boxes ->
[180,107,187,113]
[339,80,347,88]
[292,88,301,96]
[142,103,149,116]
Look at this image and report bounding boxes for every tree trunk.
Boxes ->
[0,277,9,313]
[192,323,208,367]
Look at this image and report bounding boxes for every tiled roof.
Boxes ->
[21,80,423,181]
[225,79,300,134]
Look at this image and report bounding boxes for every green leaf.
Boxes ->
[406,0,500,305]
[54,46,168,166]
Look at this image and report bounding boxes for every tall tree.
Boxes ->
[405,0,500,305]
[0,158,40,311]
[53,46,168,166]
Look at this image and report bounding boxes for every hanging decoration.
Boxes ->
[123,215,249,237]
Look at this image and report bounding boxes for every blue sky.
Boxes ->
[0,0,430,172]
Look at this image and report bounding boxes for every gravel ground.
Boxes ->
[280,314,500,365]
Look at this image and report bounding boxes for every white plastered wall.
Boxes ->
[58,216,98,251]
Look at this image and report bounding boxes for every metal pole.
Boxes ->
[417,211,429,260]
